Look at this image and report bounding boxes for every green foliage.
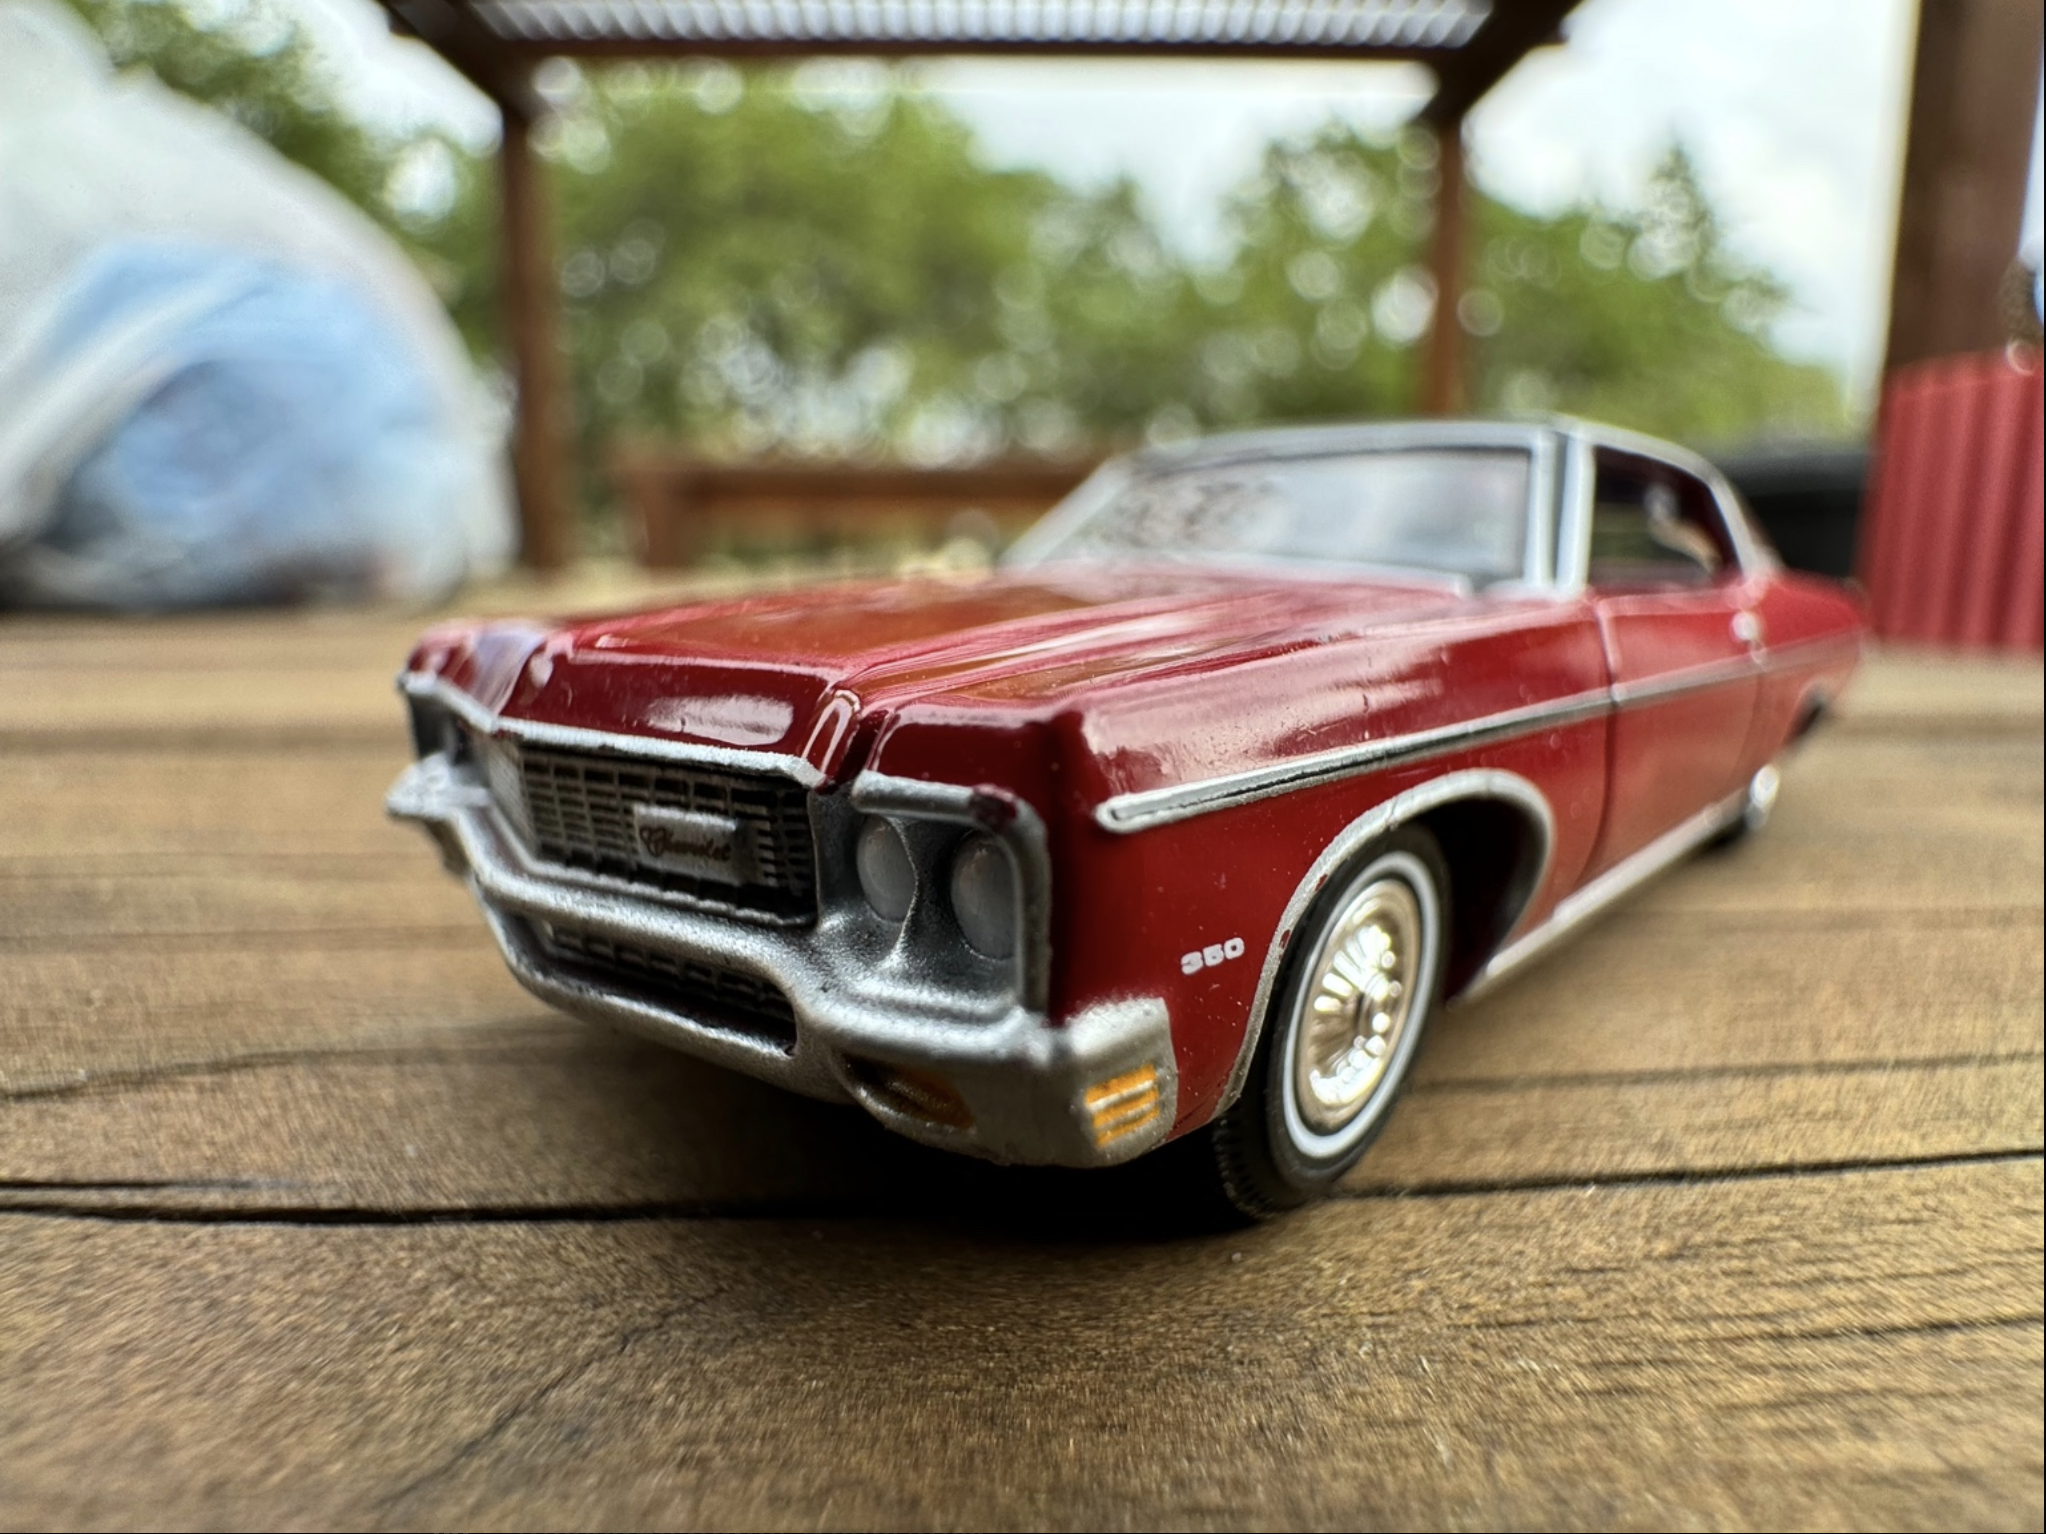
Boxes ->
[58,0,480,297]
[63,0,386,206]
[1464,145,1848,441]
[531,61,1200,467]
[1179,127,1847,443]
[43,12,1851,478]
[533,77,1846,468]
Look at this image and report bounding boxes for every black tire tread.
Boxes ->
[1195,825,1449,1221]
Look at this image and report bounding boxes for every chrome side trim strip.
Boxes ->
[1215,769,1557,1117]
[1611,634,1862,707]
[402,671,823,787]
[1460,787,1744,1002]
[1758,632,1863,673]
[1094,688,1610,834]
[1609,651,1759,706]
[1094,629,1861,836]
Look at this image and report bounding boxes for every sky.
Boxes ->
[287,0,1978,409]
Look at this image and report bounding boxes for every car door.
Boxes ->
[1578,445,1761,878]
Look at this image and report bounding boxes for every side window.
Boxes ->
[1587,452,1737,589]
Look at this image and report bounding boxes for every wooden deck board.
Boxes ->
[0,608,2039,1528]
[0,1163,2036,1530]
[1,1043,2037,1218]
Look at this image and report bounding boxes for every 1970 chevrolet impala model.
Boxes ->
[389,419,1864,1215]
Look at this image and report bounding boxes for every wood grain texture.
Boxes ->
[0,1163,2036,1531]
[0,615,2038,1530]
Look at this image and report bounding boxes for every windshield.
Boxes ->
[1016,448,1534,586]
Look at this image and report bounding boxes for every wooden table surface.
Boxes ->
[2,604,2040,1531]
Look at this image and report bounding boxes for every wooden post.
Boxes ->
[1882,0,2045,373]
[499,104,574,571]
[1421,113,1469,417]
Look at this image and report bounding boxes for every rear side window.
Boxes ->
[1588,451,1736,589]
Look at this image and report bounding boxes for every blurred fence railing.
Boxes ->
[1860,351,2044,650]
[613,455,1097,567]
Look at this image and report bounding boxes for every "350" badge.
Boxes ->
[1181,937,1246,975]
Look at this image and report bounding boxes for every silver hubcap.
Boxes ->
[1291,877,1421,1134]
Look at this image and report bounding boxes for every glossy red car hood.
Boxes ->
[416,562,1475,781]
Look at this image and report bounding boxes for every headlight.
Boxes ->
[948,833,1016,960]
[855,816,916,922]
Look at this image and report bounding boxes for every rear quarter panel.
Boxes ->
[1742,572,1867,775]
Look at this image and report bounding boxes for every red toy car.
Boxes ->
[390,420,1863,1215]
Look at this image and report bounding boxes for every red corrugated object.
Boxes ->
[1861,350,2044,650]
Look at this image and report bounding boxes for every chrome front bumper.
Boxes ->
[388,754,1176,1168]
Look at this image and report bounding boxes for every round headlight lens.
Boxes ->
[949,833,1016,960]
[855,817,916,922]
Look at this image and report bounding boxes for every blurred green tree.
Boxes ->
[58,0,483,304]
[529,74,1848,467]
[1181,127,1847,441]
[529,61,1198,470]
[47,10,1852,482]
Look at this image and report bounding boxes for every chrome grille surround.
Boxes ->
[469,730,817,923]
[389,739,1176,1167]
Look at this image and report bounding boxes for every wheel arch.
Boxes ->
[1211,769,1554,1120]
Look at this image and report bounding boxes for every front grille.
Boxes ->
[474,733,816,921]
[535,920,798,1052]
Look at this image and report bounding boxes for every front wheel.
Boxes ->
[1201,827,1449,1219]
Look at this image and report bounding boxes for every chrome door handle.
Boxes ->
[1731,610,1764,647]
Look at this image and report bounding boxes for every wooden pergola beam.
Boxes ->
[381,0,1582,567]
[1418,0,1576,127]
[1412,1,1579,417]
[1421,114,1469,417]
[498,108,576,572]
[382,0,574,568]
[1882,0,2045,373]
[382,0,544,121]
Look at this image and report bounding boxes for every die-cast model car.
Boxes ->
[389,419,1863,1214]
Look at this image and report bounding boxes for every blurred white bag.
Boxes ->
[0,0,514,607]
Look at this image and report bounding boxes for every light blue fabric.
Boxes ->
[7,242,477,608]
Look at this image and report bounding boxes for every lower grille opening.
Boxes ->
[532,920,798,1053]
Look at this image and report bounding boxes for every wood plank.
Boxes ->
[0,569,748,680]
[6,904,2033,1082]
[2,727,2034,858]
[1435,905,2043,1075]
[0,669,407,745]
[3,730,2036,941]
[1,620,2035,746]
[0,615,426,672]
[0,1045,916,1214]
[0,1040,2035,1217]
[4,882,2036,1094]
[0,1160,2036,1529]
[1367,1053,2042,1190]
[0,627,2037,1530]
[0,944,544,1093]
[0,868,480,944]
[0,748,409,859]
[2,827,2029,942]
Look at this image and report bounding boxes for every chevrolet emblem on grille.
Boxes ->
[630,804,755,885]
